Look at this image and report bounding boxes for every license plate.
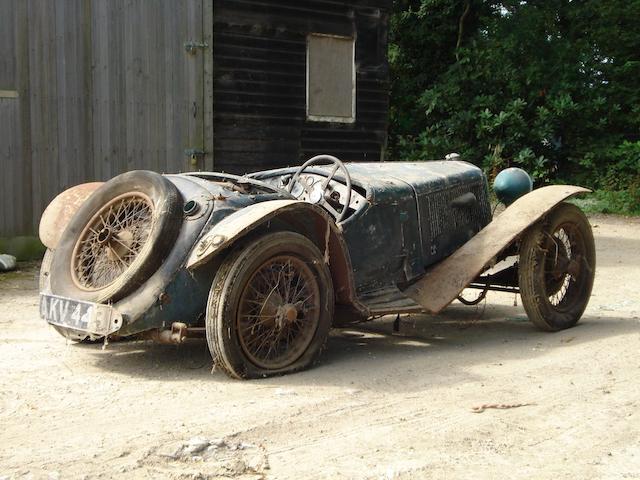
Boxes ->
[39,293,122,336]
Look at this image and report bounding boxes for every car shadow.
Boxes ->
[80,301,639,391]
[75,337,216,381]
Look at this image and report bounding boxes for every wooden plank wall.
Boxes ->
[1,0,205,236]
[2,0,391,235]
[212,0,391,174]
[90,0,204,180]
[0,0,31,235]
[27,1,87,223]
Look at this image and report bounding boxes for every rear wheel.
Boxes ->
[206,232,334,379]
[519,203,595,331]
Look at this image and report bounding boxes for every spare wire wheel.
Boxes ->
[72,192,155,290]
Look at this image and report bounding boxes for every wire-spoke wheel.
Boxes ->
[72,192,154,291]
[238,255,321,369]
[206,231,334,379]
[519,203,596,331]
[50,170,182,303]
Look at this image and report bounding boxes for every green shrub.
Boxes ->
[389,0,640,209]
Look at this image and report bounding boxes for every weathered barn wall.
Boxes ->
[1,0,390,236]
[0,0,31,235]
[1,0,210,236]
[213,0,391,174]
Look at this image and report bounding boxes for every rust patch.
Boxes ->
[187,200,306,269]
[39,182,103,249]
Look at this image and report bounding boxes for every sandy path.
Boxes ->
[0,214,638,479]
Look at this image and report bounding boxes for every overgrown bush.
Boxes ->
[389,0,640,212]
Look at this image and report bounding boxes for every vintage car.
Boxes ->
[39,155,595,378]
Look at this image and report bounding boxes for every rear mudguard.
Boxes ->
[402,185,590,313]
[39,182,104,249]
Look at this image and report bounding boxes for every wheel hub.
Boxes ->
[274,303,298,329]
[566,257,581,277]
[71,192,154,290]
[97,227,112,244]
[236,255,321,370]
[105,230,134,262]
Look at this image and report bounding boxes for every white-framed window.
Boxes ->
[306,33,356,123]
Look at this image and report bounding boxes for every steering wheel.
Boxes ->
[287,155,353,222]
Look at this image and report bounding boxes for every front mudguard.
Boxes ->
[187,200,309,269]
[402,185,590,313]
[186,200,364,314]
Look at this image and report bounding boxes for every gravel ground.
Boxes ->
[0,213,639,480]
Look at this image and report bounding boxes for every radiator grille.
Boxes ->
[426,182,491,237]
[420,180,492,264]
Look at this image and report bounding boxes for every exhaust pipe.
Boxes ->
[144,322,196,344]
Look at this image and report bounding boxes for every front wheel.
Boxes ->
[518,203,596,331]
[206,232,334,379]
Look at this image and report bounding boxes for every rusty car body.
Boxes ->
[39,155,595,378]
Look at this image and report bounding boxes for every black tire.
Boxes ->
[206,231,334,379]
[50,170,182,303]
[39,248,54,292]
[519,202,596,331]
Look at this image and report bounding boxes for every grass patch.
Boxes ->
[0,236,46,261]
[570,190,640,216]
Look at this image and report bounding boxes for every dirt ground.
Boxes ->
[1,214,639,480]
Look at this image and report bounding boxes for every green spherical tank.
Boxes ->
[493,167,533,205]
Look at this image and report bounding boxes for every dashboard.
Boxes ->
[262,173,367,217]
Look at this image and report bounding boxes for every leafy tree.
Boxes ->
[389,0,640,197]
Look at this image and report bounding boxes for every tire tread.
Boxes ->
[205,231,334,379]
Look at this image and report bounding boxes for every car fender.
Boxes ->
[402,185,591,313]
[188,200,306,268]
[187,200,361,309]
[39,182,104,250]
